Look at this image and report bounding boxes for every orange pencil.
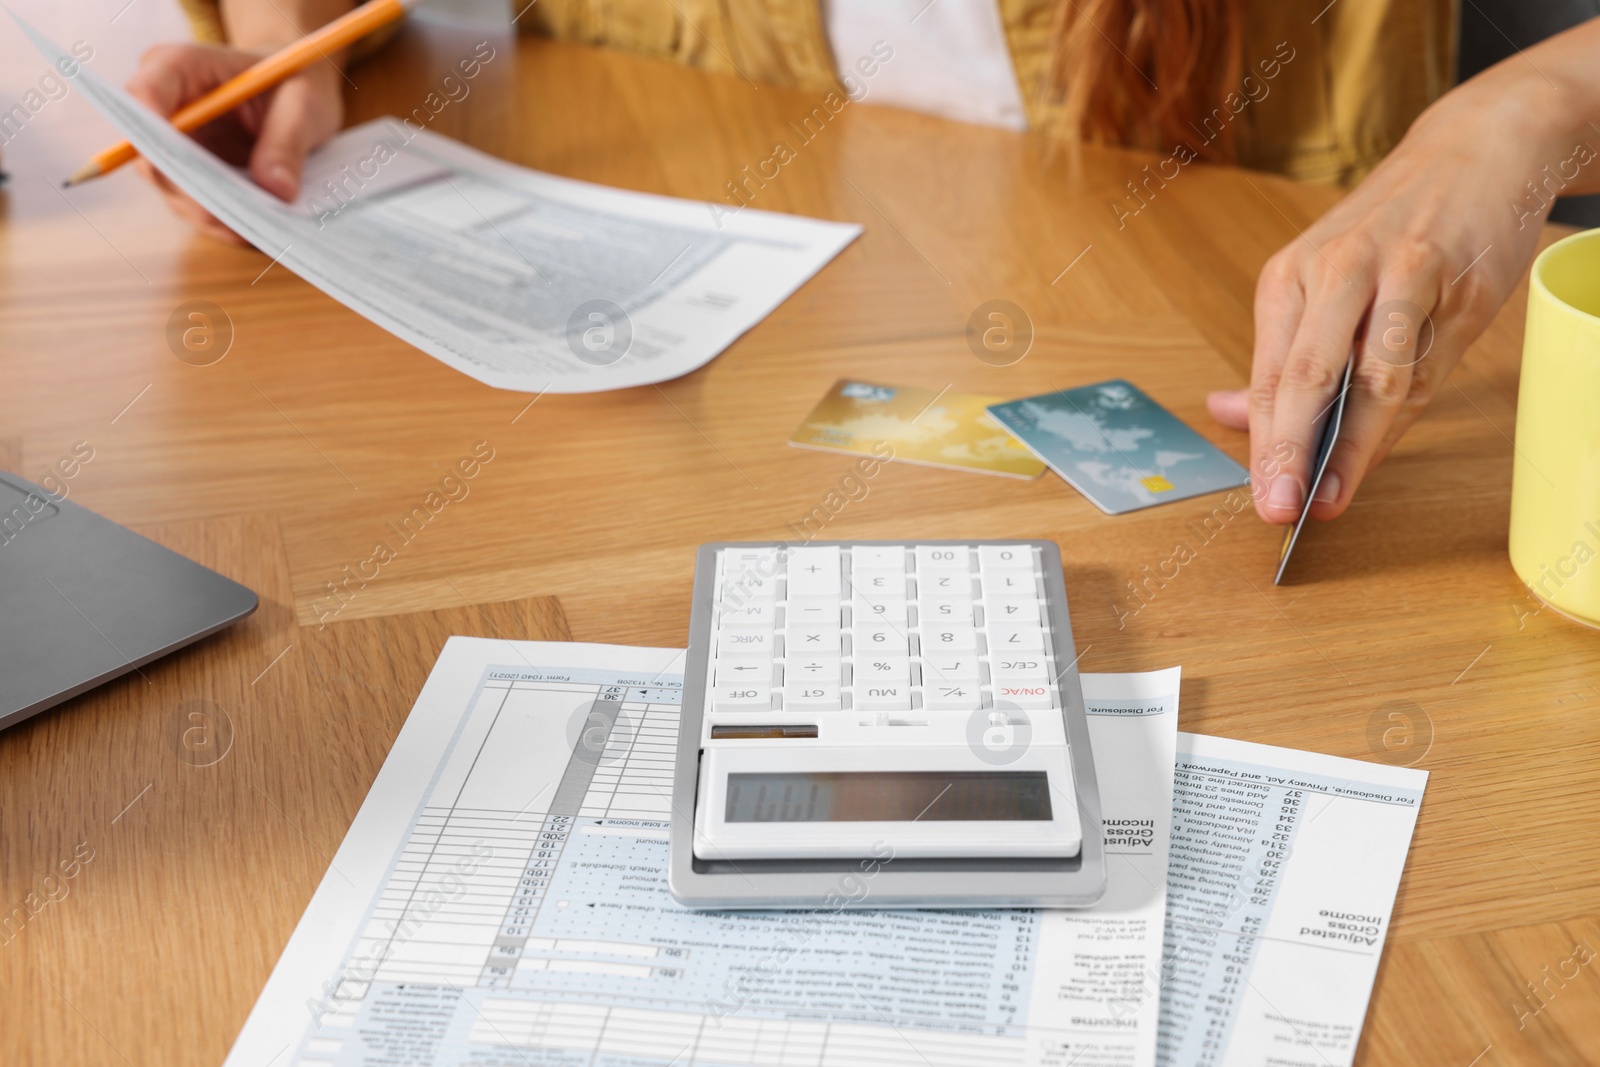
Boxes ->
[63,0,414,187]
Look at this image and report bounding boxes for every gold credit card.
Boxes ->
[790,380,1046,479]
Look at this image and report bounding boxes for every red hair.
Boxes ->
[1048,0,1244,160]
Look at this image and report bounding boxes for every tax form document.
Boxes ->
[1157,734,1428,1067]
[220,637,1182,1067]
[16,21,859,394]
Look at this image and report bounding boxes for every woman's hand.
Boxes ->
[1209,21,1600,524]
[125,43,344,244]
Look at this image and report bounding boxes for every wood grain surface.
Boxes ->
[0,4,1596,1065]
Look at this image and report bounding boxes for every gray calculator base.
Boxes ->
[678,846,1100,910]
[668,540,1107,910]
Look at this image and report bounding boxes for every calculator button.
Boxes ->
[717,630,775,657]
[915,546,970,574]
[852,595,908,627]
[785,626,841,654]
[978,545,1034,573]
[994,683,1056,710]
[923,682,983,711]
[919,571,972,597]
[712,685,772,713]
[855,657,911,687]
[725,547,781,566]
[787,546,841,599]
[850,570,909,597]
[985,598,1042,625]
[720,552,781,598]
[720,574,777,603]
[716,660,776,685]
[786,600,842,627]
[787,656,842,685]
[991,657,1049,684]
[719,601,776,629]
[983,572,1035,598]
[723,548,782,578]
[921,626,979,652]
[851,545,907,571]
[921,653,980,685]
[919,599,975,625]
[989,626,1046,653]
[852,623,909,655]
[855,684,911,712]
[786,685,842,712]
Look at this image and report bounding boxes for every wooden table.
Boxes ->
[2,5,1597,1065]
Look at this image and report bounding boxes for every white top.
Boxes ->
[824,0,1028,131]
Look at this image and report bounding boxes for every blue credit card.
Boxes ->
[987,380,1250,515]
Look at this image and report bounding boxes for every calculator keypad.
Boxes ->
[709,544,1056,718]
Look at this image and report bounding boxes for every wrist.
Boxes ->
[1501,69,1600,200]
[1438,29,1600,198]
[1504,68,1590,165]
[222,0,355,58]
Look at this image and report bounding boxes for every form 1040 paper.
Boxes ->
[15,16,860,394]
[217,635,1424,1067]
[1158,733,1427,1066]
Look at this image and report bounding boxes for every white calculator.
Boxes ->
[668,541,1106,909]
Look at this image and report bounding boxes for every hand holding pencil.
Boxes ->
[100,0,408,244]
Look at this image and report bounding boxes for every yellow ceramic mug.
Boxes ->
[1509,228,1600,627]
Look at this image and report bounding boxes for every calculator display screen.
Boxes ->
[724,771,1052,822]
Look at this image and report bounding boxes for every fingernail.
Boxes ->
[1266,476,1303,512]
[1313,471,1341,504]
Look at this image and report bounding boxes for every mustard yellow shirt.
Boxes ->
[183,0,1457,185]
